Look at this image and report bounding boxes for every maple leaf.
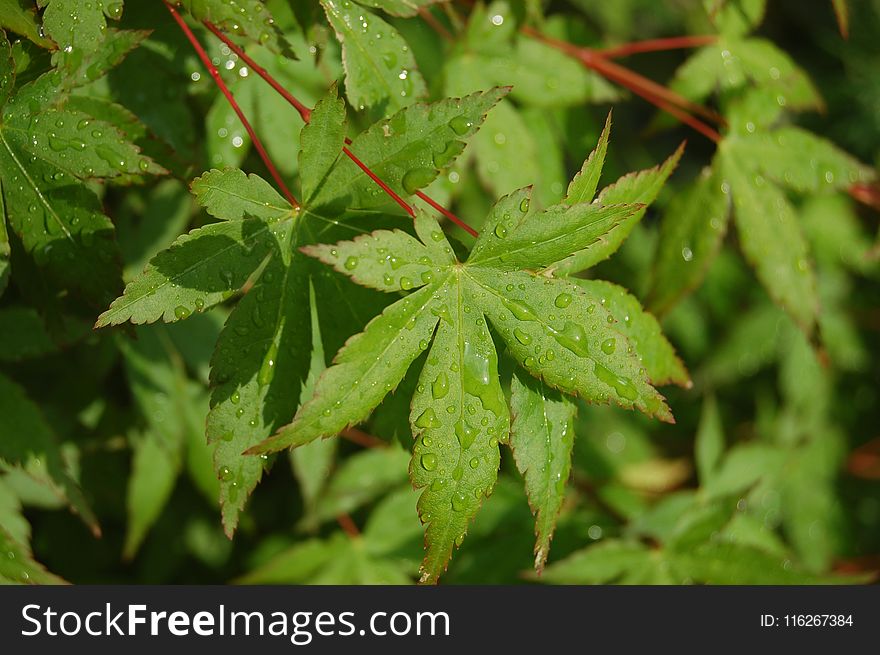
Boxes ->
[0,28,164,309]
[98,85,504,533]
[178,0,295,57]
[248,125,686,581]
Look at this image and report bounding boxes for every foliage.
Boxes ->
[0,0,877,586]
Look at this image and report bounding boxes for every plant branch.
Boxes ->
[419,7,454,42]
[202,21,480,235]
[341,427,387,449]
[850,182,880,212]
[596,35,717,58]
[164,1,300,209]
[523,26,725,143]
[336,513,361,537]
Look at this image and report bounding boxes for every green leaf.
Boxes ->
[445,3,617,108]
[564,112,611,205]
[668,542,837,584]
[299,86,347,204]
[321,0,427,114]
[470,99,540,200]
[38,0,125,53]
[554,143,683,275]
[191,168,296,222]
[250,125,673,581]
[727,126,873,194]
[0,28,162,308]
[467,188,643,271]
[536,539,654,584]
[669,35,820,111]
[509,372,576,572]
[0,371,99,535]
[307,446,411,525]
[695,395,724,485]
[353,0,445,17]
[409,273,508,583]
[648,167,730,315]
[207,231,312,535]
[0,306,57,360]
[707,0,766,37]
[178,0,294,57]
[0,526,66,584]
[289,284,337,523]
[248,281,442,454]
[310,88,507,211]
[719,145,818,332]
[95,219,276,327]
[0,0,54,48]
[120,326,204,557]
[573,279,690,387]
[302,222,439,293]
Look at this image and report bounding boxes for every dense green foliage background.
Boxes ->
[0,0,878,584]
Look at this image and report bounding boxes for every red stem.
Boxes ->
[342,427,386,449]
[164,2,299,208]
[523,27,725,142]
[336,513,361,537]
[203,20,312,123]
[342,146,415,217]
[850,183,880,212]
[596,35,717,58]
[203,19,479,234]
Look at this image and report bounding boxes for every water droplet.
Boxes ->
[106,2,123,19]
[469,457,479,469]
[519,198,530,213]
[174,305,191,320]
[601,338,616,355]
[402,167,435,194]
[462,342,505,416]
[455,419,477,450]
[514,327,532,345]
[421,270,434,284]
[552,321,590,358]
[400,276,413,290]
[494,223,508,238]
[451,492,467,511]
[448,115,473,135]
[344,255,358,270]
[501,297,539,321]
[258,340,279,386]
[420,453,438,471]
[231,391,241,405]
[430,230,444,242]
[594,362,638,401]
[681,245,694,262]
[432,141,461,169]
[432,372,449,399]
[554,293,572,308]
[219,466,234,482]
[415,407,441,428]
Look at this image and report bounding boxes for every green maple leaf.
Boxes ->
[38,0,125,54]
[0,28,164,308]
[716,95,873,332]
[249,126,686,582]
[0,371,99,536]
[98,85,501,533]
[666,1,819,113]
[178,0,295,57]
[321,0,427,114]
[353,0,446,17]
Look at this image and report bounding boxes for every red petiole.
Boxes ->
[163,1,300,208]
